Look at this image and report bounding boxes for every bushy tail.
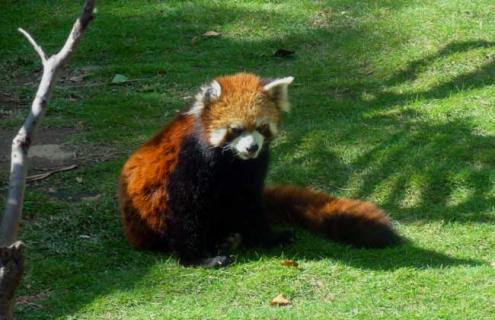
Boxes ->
[263,186,401,248]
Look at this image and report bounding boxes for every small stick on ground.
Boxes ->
[26,164,78,182]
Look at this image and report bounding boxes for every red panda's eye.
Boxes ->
[229,127,243,136]
[258,124,271,136]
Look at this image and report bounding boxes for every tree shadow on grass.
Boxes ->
[3,1,494,319]
[349,41,495,224]
[386,40,495,90]
[271,40,495,224]
[236,230,483,271]
[342,116,495,223]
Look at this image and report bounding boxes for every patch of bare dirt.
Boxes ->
[0,126,121,182]
[1,127,77,171]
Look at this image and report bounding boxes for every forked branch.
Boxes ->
[17,28,47,64]
[0,0,96,246]
[0,1,96,318]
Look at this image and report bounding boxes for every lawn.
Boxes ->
[0,0,494,319]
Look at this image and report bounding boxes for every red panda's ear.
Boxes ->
[186,80,222,117]
[262,76,294,112]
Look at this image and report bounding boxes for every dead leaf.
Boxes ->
[111,74,128,84]
[76,177,83,183]
[273,48,295,58]
[281,259,299,267]
[81,194,101,202]
[203,31,221,37]
[69,74,85,83]
[270,293,291,306]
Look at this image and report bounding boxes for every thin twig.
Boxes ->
[26,164,78,182]
[17,28,47,64]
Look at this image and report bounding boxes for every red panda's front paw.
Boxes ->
[200,255,234,268]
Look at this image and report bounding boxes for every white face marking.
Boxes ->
[209,128,227,146]
[230,131,264,160]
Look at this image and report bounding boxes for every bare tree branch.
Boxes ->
[53,0,95,68]
[17,28,47,64]
[0,1,96,317]
[0,0,96,247]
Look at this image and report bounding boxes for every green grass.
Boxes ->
[1,0,494,319]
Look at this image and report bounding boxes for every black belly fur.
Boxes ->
[166,132,271,264]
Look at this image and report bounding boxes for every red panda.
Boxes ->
[118,73,401,267]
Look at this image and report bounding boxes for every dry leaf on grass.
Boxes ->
[273,48,295,58]
[76,176,83,183]
[111,74,128,84]
[81,194,101,202]
[203,31,221,37]
[69,74,85,83]
[270,293,291,306]
[281,259,299,267]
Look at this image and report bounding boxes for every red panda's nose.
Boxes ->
[247,144,259,153]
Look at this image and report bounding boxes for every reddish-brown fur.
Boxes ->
[202,73,281,141]
[119,114,193,249]
[264,186,399,248]
[119,73,400,255]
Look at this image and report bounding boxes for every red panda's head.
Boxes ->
[186,73,294,160]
